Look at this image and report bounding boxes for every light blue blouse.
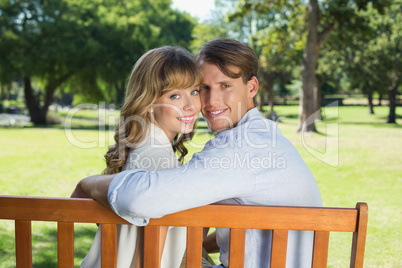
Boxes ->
[108,108,322,268]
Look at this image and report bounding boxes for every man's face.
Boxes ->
[200,63,257,133]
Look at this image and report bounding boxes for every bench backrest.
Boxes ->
[0,195,368,268]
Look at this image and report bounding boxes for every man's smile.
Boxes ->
[206,108,228,118]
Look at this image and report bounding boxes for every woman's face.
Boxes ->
[151,86,201,142]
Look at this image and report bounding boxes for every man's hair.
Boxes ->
[196,38,258,83]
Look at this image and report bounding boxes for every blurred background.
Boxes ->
[0,0,400,127]
[0,0,400,267]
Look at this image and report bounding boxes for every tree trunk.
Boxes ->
[387,80,399,123]
[298,0,319,133]
[298,0,334,133]
[267,82,278,121]
[115,80,126,106]
[24,77,48,125]
[314,74,323,120]
[0,84,4,100]
[367,89,374,114]
[378,92,383,106]
[257,92,264,112]
[267,83,274,116]
[24,73,72,125]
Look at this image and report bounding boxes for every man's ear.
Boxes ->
[248,76,259,99]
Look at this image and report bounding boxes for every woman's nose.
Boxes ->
[183,95,197,112]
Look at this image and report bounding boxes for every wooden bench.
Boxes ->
[0,195,368,267]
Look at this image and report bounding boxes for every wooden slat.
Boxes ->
[57,222,74,268]
[100,224,117,268]
[0,196,358,231]
[312,231,330,268]
[186,226,203,268]
[15,220,32,268]
[148,204,358,232]
[350,202,368,268]
[228,228,246,268]
[144,225,161,268]
[0,196,128,224]
[270,230,288,268]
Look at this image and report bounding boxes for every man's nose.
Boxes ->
[205,87,222,106]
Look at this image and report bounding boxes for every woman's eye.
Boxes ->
[170,94,180,100]
[191,89,200,96]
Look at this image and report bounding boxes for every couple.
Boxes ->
[72,39,322,268]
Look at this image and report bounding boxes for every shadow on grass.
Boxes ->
[0,124,116,131]
[378,113,402,121]
[340,121,401,128]
[276,113,299,119]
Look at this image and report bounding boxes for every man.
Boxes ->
[72,39,322,267]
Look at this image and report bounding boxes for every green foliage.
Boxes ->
[189,23,229,54]
[319,0,400,95]
[0,0,197,123]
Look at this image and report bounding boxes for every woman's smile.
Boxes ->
[177,114,197,124]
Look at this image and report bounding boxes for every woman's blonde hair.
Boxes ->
[103,46,203,175]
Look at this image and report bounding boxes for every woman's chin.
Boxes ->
[180,126,194,134]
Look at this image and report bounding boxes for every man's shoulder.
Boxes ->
[204,117,279,152]
[238,114,279,144]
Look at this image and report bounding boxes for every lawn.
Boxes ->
[0,105,401,267]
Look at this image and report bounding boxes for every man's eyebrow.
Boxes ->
[218,79,232,84]
[202,79,233,86]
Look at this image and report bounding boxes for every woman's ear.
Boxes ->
[147,105,153,114]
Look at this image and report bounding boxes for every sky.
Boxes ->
[171,0,216,21]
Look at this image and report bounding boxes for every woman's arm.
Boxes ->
[71,174,116,209]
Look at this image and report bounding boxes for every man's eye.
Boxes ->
[191,89,200,96]
[201,85,210,90]
[170,94,180,100]
[222,84,230,88]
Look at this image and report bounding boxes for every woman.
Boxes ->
[80,46,203,268]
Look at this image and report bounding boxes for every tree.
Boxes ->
[319,1,400,122]
[1,0,77,123]
[298,0,333,132]
[83,0,196,105]
[190,23,230,54]
[256,2,306,120]
[217,0,376,131]
[0,0,196,124]
[214,0,306,119]
[298,0,393,132]
[367,1,401,123]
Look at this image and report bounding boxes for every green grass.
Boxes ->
[0,105,401,267]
